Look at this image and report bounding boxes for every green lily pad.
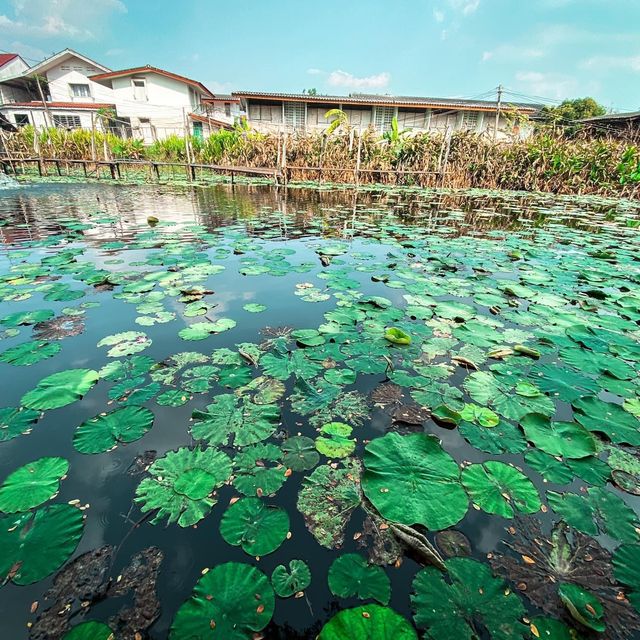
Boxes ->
[282,435,319,472]
[97,331,151,357]
[573,396,640,446]
[0,456,69,513]
[0,309,54,327]
[21,368,99,410]
[547,487,640,543]
[243,303,267,313]
[316,422,356,459]
[461,461,541,518]
[170,562,274,639]
[233,443,287,496]
[73,405,154,454]
[0,504,84,585]
[328,553,390,604]
[362,432,468,531]
[0,340,61,366]
[558,583,606,632]
[220,497,289,556]
[271,559,311,597]
[135,447,232,527]
[385,327,411,345]
[520,413,598,459]
[178,318,236,341]
[0,407,39,442]
[411,557,526,640]
[319,604,417,640]
[191,394,280,447]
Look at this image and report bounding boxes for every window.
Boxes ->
[139,117,150,124]
[461,111,479,131]
[284,101,306,130]
[224,102,231,117]
[69,83,91,98]
[374,106,394,133]
[132,78,147,101]
[14,114,29,127]
[192,121,203,139]
[53,115,82,129]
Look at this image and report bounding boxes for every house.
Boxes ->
[233,91,540,138]
[0,49,227,142]
[579,111,640,141]
[89,65,216,142]
[0,48,116,131]
[0,53,30,105]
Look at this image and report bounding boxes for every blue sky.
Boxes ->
[1,0,639,111]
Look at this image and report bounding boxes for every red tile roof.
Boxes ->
[0,53,18,67]
[7,101,115,110]
[90,65,214,98]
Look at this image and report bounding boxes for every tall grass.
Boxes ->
[3,125,639,197]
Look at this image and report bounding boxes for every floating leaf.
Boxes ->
[297,460,361,548]
[271,559,311,598]
[520,413,598,459]
[73,405,154,454]
[0,504,84,585]
[21,369,99,410]
[316,422,356,458]
[191,394,280,447]
[135,447,232,527]
[384,327,411,345]
[319,604,417,640]
[97,331,151,357]
[282,435,319,472]
[0,457,68,513]
[178,318,236,341]
[558,583,606,632]
[362,432,468,531]
[0,407,39,442]
[220,497,289,556]
[63,622,114,640]
[461,461,541,518]
[0,340,60,366]
[233,443,287,496]
[328,553,390,604]
[170,562,274,639]
[412,557,526,640]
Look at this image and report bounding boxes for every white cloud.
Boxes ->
[433,9,445,23]
[306,68,323,75]
[327,70,390,90]
[6,40,47,62]
[0,0,126,41]
[448,0,480,15]
[514,70,580,99]
[581,54,640,72]
[481,44,544,63]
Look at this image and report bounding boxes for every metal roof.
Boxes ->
[90,65,214,98]
[232,91,541,113]
[0,53,19,67]
[580,111,640,123]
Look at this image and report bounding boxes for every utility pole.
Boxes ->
[493,84,503,142]
[35,75,53,128]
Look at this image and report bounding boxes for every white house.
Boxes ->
[89,65,216,142]
[0,49,116,131]
[234,91,540,139]
[0,54,30,106]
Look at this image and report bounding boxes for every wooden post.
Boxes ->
[355,129,363,187]
[282,133,288,185]
[33,128,43,177]
[439,126,452,187]
[103,138,110,162]
[90,112,97,164]
[55,160,61,176]
[183,107,193,182]
[109,163,116,180]
[35,75,53,128]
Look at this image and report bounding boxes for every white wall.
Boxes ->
[46,55,114,103]
[109,73,203,140]
[0,57,29,80]
[1,106,95,130]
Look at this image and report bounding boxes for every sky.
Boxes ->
[0,0,639,112]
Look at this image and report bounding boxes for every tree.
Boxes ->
[324,108,349,135]
[303,88,318,96]
[539,98,607,124]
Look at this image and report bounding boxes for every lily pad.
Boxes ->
[461,461,541,518]
[385,327,411,345]
[135,447,232,527]
[73,405,154,454]
[0,407,39,442]
[178,318,236,341]
[97,331,151,357]
[219,497,289,556]
[21,368,99,410]
[282,435,319,472]
[328,553,390,604]
[520,413,598,459]
[319,604,417,640]
[316,422,356,458]
[0,456,68,513]
[271,559,311,597]
[362,432,468,531]
[0,340,60,366]
[170,562,274,639]
[0,504,84,585]
[63,622,114,640]
[412,557,526,640]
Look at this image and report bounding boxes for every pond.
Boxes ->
[0,180,639,640]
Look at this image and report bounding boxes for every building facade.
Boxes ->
[234,91,539,138]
